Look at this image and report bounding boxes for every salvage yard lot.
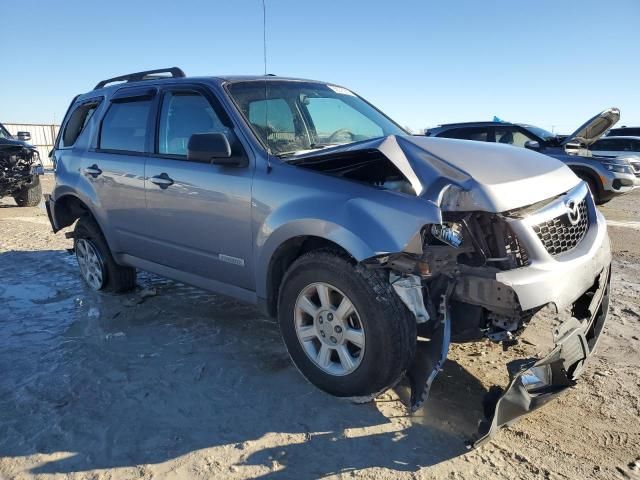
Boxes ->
[1,175,639,480]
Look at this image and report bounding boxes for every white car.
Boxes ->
[589,136,640,183]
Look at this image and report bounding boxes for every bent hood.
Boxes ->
[561,107,620,146]
[292,135,579,213]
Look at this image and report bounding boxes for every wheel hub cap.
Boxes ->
[76,238,105,290]
[294,282,365,376]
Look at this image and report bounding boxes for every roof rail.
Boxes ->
[94,67,186,90]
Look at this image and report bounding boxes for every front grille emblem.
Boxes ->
[566,199,581,226]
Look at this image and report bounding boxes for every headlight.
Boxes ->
[431,222,464,248]
[600,159,633,174]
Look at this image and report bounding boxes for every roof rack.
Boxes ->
[94,67,186,90]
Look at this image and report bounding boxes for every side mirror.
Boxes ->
[524,140,540,151]
[187,132,246,166]
[17,131,31,142]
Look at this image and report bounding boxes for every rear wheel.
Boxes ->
[74,216,136,292]
[278,250,416,398]
[13,176,42,207]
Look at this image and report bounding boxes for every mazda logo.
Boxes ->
[566,199,581,225]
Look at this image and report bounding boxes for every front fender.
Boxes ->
[254,193,440,299]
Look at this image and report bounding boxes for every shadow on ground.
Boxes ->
[0,250,487,477]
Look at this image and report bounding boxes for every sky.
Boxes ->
[2,0,639,133]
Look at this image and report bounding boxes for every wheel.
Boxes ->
[13,176,42,207]
[73,215,136,292]
[278,250,416,398]
[576,174,606,205]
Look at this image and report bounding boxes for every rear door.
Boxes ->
[81,87,154,257]
[143,85,254,290]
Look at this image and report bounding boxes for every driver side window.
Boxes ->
[158,91,227,156]
[494,127,536,148]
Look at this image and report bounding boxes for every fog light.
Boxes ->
[431,223,464,248]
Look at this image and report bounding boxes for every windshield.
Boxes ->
[0,124,11,140]
[520,124,556,141]
[226,80,405,156]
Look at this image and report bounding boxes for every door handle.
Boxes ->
[150,173,174,189]
[83,164,102,178]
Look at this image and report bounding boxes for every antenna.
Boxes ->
[262,0,272,173]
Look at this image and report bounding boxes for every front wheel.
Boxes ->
[278,250,416,398]
[13,176,42,207]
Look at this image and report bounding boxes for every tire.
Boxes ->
[13,176,42,207]
[73,215,136,293]
[576,173,606,205]
[278,249,416,398]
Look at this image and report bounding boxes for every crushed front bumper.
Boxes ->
[473,264,610,446]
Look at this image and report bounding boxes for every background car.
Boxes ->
[425,108,638,204]
[0,122,44,206]
[606,126,640,137]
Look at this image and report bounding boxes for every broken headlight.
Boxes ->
[431,223,464,248]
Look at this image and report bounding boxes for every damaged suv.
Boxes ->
[0,122,44,206]
[45,68,611,445]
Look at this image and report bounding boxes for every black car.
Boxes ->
[0,122,44,206]
[606,126,640,137]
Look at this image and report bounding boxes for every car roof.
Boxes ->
[596,136,640,140]
[433,121,512,128]
[83,74,331,100]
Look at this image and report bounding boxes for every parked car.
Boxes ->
[46,68,612,445]
[588,136,640,174]
[0,122,44,206]
[606,126,640,137]
[426,109,639,204]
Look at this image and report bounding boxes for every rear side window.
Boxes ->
[100,100,152,153]
[592,139,622,151]
[438,127,489,142]
[61,101,100,147]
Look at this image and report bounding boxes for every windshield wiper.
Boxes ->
[277,144,341,159]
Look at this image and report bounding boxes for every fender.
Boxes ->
[254,193,441,300]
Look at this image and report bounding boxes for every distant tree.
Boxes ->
[404,126,414,134]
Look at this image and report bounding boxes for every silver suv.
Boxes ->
[45,68,612,445]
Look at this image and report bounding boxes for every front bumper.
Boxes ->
[474,264,610,446]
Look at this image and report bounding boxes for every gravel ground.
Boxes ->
[0,175,639,480]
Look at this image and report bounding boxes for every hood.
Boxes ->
[0,136,35,150]
[288,135,580,213]
[561,107,620,146]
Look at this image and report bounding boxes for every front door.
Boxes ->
[143,86,254,290]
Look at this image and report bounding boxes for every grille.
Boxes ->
[630,160,640,177]
[532,197,589,256]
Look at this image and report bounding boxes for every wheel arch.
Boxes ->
[51,193,119,252]
[567,165,602,195]
[260,228,366,318]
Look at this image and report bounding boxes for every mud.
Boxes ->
[0,176,639,479]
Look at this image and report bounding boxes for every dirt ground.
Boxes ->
[1,175,639,480]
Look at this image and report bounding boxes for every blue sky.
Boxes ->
[3,0,639,133]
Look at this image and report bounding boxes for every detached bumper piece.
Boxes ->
[473,265,611,447]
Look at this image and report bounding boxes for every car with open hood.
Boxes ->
[426,108,638,204]
[0,122,44,206]
[45,68,612,446]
